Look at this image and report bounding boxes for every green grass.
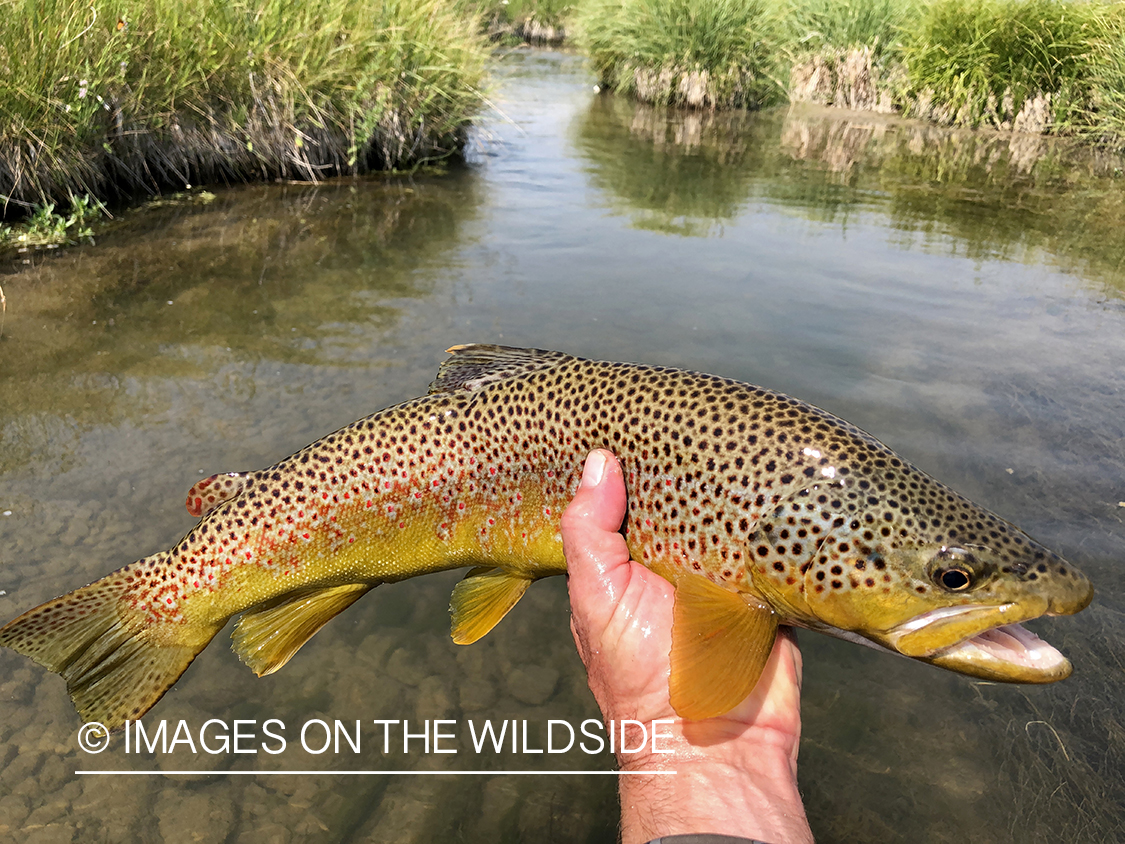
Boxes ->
[474,0,576,28]
[783,0,912,57]
[0,0,489,218]
[898,0,1110,128]
[575,0,786,107]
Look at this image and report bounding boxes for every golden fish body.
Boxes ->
[0,346,1094,728]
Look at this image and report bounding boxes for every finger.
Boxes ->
[561,450,631,584]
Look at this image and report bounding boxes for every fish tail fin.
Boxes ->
[0,571,221,731]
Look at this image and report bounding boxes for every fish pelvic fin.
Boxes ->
[450,567,532,645]
[186,472,251,518]
[429,345,575,395]
[669,575,779,721]
[0,572,221,731]
[232,583,374,676]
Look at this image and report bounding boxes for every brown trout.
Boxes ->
[0,345,1094,729]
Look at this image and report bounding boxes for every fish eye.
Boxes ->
[934,566,973,591]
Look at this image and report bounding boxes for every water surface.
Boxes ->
[1,49,1122,843]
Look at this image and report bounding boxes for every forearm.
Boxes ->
[618,731,813,844]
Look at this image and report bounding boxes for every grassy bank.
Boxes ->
[576,0,787,108]
[575,0,1125,146]
[0,0,489,219]
[467,0,573,43]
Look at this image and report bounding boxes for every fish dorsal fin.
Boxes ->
[232,583,373,676]
[429,345,575,395]
[449,566,532,645]
[186,472,251,518]
[669,575,779,720]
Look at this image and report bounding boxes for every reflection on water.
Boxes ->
[576,93,1125,300]
[574,96,763,235]
[1,49,1123,843]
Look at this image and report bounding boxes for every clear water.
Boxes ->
[1,49,1122,842]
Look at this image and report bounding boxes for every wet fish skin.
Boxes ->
[0,345,1094,729]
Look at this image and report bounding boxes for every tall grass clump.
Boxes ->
[898,0,1106,130]
[464,0,574,42]
[784,0,912,58]
[0,0,489,217]
[781,0,916,113]
[1084,5,1125,144]
[575,0,785,108]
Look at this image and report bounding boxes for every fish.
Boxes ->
[0,345,1094,729]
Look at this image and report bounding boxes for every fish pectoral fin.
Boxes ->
[232,583,373,676]
[669,575,779,721]
[429,345,574,394]
[449,567,532,645]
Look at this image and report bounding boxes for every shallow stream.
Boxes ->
[1,50,1122,842]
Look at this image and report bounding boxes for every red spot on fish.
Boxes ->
[366,501,373,508]
[385,482,391,489]
[323,493,329,500]
[303,533,310,539]
[414,492,422,499]
[194,581,200,587]
[166,598,173,605]
[433,480,440,487]
[488,518,495,525]
[208,574,214,580]
[399,522,405,529]
[349,537,355,543]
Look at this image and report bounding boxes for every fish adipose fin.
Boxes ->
[429,345,575,395]
[449,567,532,645]
[0,574,221,731]
[669,575,779,720]
[186,472,251,518]
[232,583,373,676]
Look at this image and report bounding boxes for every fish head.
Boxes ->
[770,478,1093,683]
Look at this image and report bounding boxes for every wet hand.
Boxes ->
[562,449,813,844]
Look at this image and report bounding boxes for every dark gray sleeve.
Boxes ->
[646,836,774,844]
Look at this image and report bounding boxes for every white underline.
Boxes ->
[76,769,676,776]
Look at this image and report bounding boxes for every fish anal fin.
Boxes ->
[429,346,575,395]
[0,564,221,731]
[187,472,251,518]
[450,568,531,645]
[669,575,779,721]
[232,583,373,676]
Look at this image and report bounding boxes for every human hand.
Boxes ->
[562,449,814,844]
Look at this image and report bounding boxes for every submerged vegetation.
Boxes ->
[0,0,488,219]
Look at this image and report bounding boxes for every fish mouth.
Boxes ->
[925,622,1072,683]
[888,604,1072,683]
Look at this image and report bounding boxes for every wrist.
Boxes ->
[616,723,812,844]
